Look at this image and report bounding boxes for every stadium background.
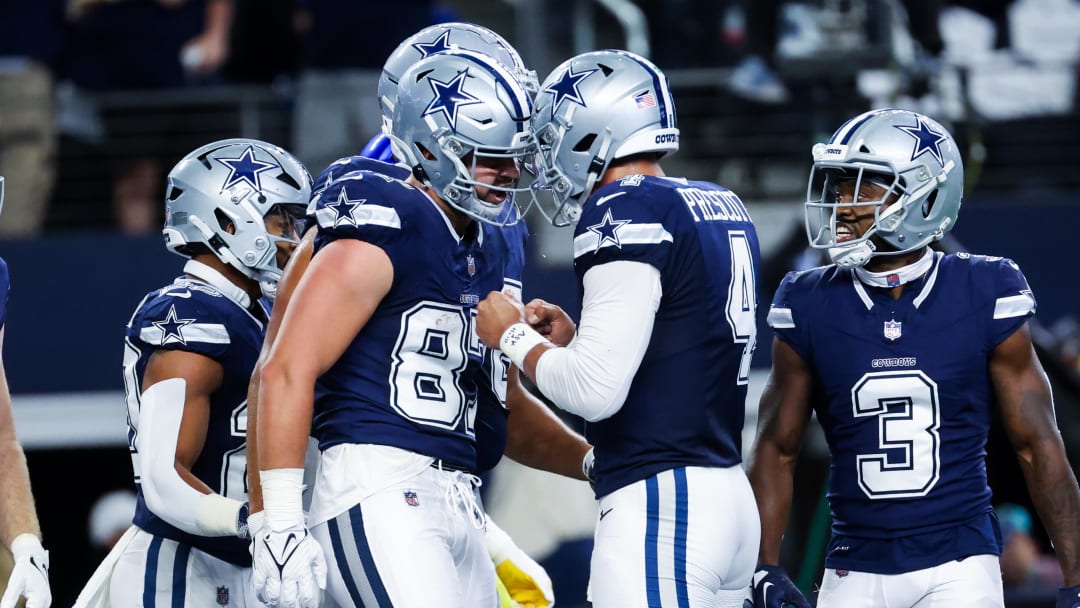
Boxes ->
[0,0,1078,605]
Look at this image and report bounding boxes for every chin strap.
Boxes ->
[828,240,876,268]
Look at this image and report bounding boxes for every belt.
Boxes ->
[430,458,473,474]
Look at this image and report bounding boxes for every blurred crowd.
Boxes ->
[0,0,1077,239]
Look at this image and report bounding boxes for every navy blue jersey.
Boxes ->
[311,171,524,471]
[124,271,266,566]
[0,256,9,329]
[573,175,761,497]
[768,252,1034,573]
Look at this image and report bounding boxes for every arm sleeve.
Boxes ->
[137,378,245,537]
[534,260,661,422]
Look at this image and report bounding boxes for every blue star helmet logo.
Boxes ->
[894,117,948,165]
[544,65,598,117]
[422,69,482,131]
[586,209,630,250]
[412,30,452,58]
[152,304,196,345]
[214,145,278,192]
[327,188,365,227]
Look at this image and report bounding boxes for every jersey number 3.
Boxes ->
[853,370,942,499]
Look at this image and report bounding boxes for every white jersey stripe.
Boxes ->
[139,323,230,346]
[767,307,795,329]
[316,204,402,231]
[573,223,673,258]
[993,293,1036,319]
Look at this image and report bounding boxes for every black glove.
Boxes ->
[751,565,811,608]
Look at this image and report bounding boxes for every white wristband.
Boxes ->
[261,468,306,532]
[499,322,550,369]
[9,533,44,560]
[195,493,246,537]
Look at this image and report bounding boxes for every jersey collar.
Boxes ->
[182,259,252,309]
[850,250,942,310]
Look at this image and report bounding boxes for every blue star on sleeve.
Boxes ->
[327,188,365,227]
[586,209,630,249]
[152,304,196,345]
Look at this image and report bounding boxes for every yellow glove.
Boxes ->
[486,518,554,608]
[495,559,552,607]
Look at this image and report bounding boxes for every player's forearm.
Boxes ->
[246,372,264,512]
[0,438,41,547]
[505,391,590,480]
[256,364,314,470]
[1020,438,1080,585]
[749,442,798,565]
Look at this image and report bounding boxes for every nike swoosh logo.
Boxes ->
[599,508,613,521]
[269,532,302,572]
[594,191,626,206]
[163,289,192,298]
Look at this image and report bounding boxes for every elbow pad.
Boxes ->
[137,378,246,537]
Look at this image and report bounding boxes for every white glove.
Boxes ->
[0,533,51,608]
[252,525,327,608]
[247,510,266,557]
[486,518,554,608]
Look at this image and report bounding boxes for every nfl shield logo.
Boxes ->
[404,491,419,507]
[216,586,229,605]
[883,319,902,341]
[466,254,476,277]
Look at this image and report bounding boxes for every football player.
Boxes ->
[748,108,1080,608]
[74,139,310,607]
[252,49,555,607]
[0,175,51,608]
[475,49,763,608]
[244,22,586,608]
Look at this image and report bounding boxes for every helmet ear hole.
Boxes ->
[214,209,236,234]
[922,190,938,218]
[573,134,597,152]
[168,186,184,201]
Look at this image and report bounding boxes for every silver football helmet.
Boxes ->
[379,22,538,139]
[530,49,679,226]
[805,108,964,268]
[389,49,536,225]
[163,138,312,295]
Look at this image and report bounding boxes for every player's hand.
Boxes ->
[751,565,810,608]
[247,510,266,557]
[1057,583,1080,608]
[494,558,554,608]
[477,291,526,349]
[486,518,554,608]
[524,298,576,346]
[0,534,51,608]
[252,525,327,608]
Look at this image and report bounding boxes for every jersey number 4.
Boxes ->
[726,231,758,385]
